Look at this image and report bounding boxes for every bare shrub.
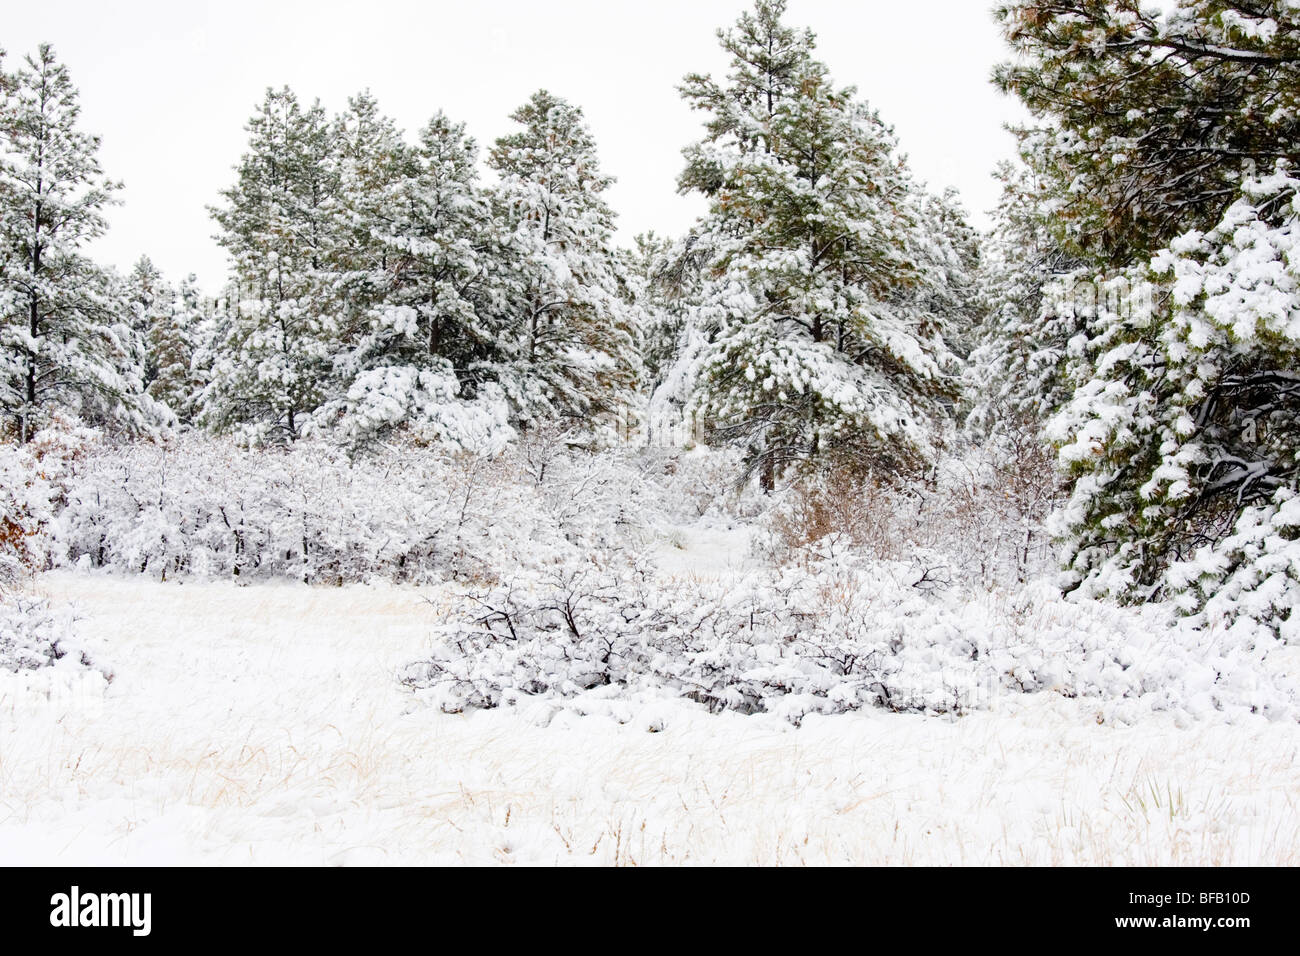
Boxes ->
[768,472,908,562]
[0,444,55,588]
[764,419,1064,589]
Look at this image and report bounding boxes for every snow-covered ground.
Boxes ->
[2,567,1298,865]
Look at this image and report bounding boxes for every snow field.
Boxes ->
[2,571,1298,865]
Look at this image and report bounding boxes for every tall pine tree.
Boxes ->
[202,87,340,443]
[488,90,640,434]
[146,272,204,423]
[665,1,957,486]
[965,160,1082,435]
[995,2,1300,638]
[995,0,1300,267]
[319,107,513,449]
[0,44,157,440]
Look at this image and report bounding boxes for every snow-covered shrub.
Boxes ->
[402,552,974,722]
[403,551,1300,725]
[499,429,655,547]
[0,409,92,587]
[932,426,1063,585]
[0,595,109,685]
[765,471,905,561]
[0,419,110,684]
[646,445,754,522]
[54,435,528,583]
[50,434,679,584]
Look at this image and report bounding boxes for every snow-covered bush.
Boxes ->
[54,436,521,583]
[402,550,1300,725]
[402,551,974,722]
[643,445,754,522]
[0,596,100,673]
[0,412,101,586]
[49,433,690,584]
[0,419,110,683]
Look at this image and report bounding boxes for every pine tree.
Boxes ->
[666,1,957,486]
[912,187,981,363]
[677,0,816,194]
[626,231,686,391]
[319,108,513,449]
[188,284,236,422]
[1048,168,1299,636]
[488,90,641,434]
[147,273,203,422]
[326,91,412,350]
[994,2,1300,638]
[125,255,168,391]
[995,0,1300,267]
[202,87,340,443]
[0,44,157,440]
[965,161,1082,435]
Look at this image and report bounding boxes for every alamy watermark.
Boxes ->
[49,886,151,936]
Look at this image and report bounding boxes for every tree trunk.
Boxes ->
[22,209,43,444]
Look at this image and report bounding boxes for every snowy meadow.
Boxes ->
[2,427,1299,865]
[3,0,1300,866]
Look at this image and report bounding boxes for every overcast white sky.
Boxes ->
[4,0,1027,290]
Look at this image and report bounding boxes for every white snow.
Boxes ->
[2,569,1298,865]
[649,521,755,577]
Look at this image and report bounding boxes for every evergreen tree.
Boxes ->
[188,284,236,422]
[965,161,1082,435]
[995,2,1300,638]
[626,231,686,392]
[488,90,641,434]
[0,44,157,440]
[147,273,203,423]
[326,91,412,351]
[912,187,981,363]
[202,87,340,443]
[1048,167,1299,639]
[125,255,168,391]
[666,1,957,486]
[995,0,1300,267]
[319,108,513,449]
[677,0,816,194]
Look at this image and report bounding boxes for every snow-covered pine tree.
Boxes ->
[667,0,957,486]
[625,231,686,393]
[488,90,641,436]
[0,44,160,440]
[964,161,1082,436]
[319,107,513,450]
[202,87,340,443]
[911,187,981,364]
[1049,167,1299,641]
[325,91,411,355]
[125,255,169,392]
[146,273,204,423]
[994,0,1300,267]
[187,283,236,423]
[994,2,1300,638]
